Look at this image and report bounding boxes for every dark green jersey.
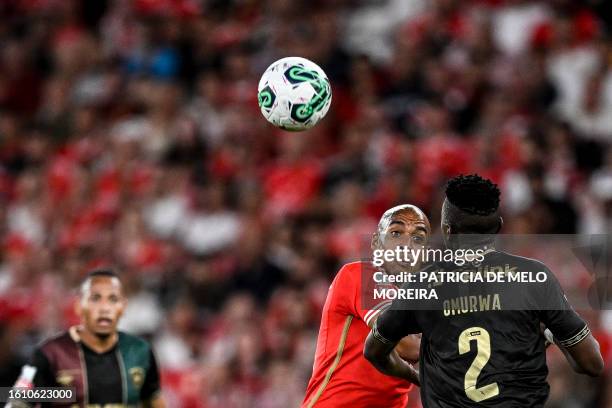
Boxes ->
[375,251,589,408]
[15,328,161,408]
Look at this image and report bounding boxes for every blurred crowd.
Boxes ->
[0,0,611,406]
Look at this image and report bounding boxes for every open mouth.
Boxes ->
[96,318,113,326]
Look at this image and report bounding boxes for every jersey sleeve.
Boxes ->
[538,267,589,348]
[7,350,55,408]
[30,349,55,388]
[140,349,161,401]
[333,264,392,327]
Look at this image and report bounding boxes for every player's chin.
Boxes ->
[93,323,116,336]
[94,328,116,338]
[387,263,413,275]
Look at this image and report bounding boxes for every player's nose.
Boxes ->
[400,242,416,250]
[97,301,113,313]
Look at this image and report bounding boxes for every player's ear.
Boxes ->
[441,223,452,247]
[371,232,381,250]
[496,217,503,234]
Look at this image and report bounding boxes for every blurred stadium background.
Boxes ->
[0,0,610,406]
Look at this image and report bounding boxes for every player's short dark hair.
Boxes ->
[79,268,122,297]
[84,268,120,282]
[445,174,500,216]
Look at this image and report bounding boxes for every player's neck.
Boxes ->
[79,328,119,353]
[448,236,496,252]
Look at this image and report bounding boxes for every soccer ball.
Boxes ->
[257,57,332,131]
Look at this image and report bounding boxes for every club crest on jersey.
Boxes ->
[56,370,75,386]
[129,367,145,388]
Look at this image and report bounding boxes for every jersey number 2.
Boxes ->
[458,327,500,402]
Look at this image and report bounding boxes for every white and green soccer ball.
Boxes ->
[257,57,332,131]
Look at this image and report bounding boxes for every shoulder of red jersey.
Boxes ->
[333,261,390,326]
[336,261,374,277]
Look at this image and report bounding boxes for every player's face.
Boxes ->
[78,277,126,337]
[375,209,430,275]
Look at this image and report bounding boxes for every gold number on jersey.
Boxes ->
[458,327,500,402]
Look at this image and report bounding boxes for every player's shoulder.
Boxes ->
[330,261,372,291]
[118,331,152,350]
[335,261,373,281]
[117,332,156,368]
[38,329,74,349]
[421,261,444,272]
[339,261,370,273]
[494,251,552,273]
[35,329,78,360]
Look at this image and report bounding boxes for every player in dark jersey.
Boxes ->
[7,269,165,408]
[364,175,604,407]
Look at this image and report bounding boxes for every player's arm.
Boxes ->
[5,349,55,408]
[393,334,420,363]
[544,327,604,377]
[365,313,420,363]
[359,273,421,363]
[141,350,165,408]
[539,270,604,377]
[363,308,420,385]
[143,395,165,408]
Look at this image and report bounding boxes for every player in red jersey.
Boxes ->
[302,204,430,408]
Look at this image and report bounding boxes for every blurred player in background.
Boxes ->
[365,175,604,407]
[302,204,429,408]
[8,269,164,408]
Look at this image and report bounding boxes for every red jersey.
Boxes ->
[302,262,413,408]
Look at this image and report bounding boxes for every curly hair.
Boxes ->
[445,174,500,216]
